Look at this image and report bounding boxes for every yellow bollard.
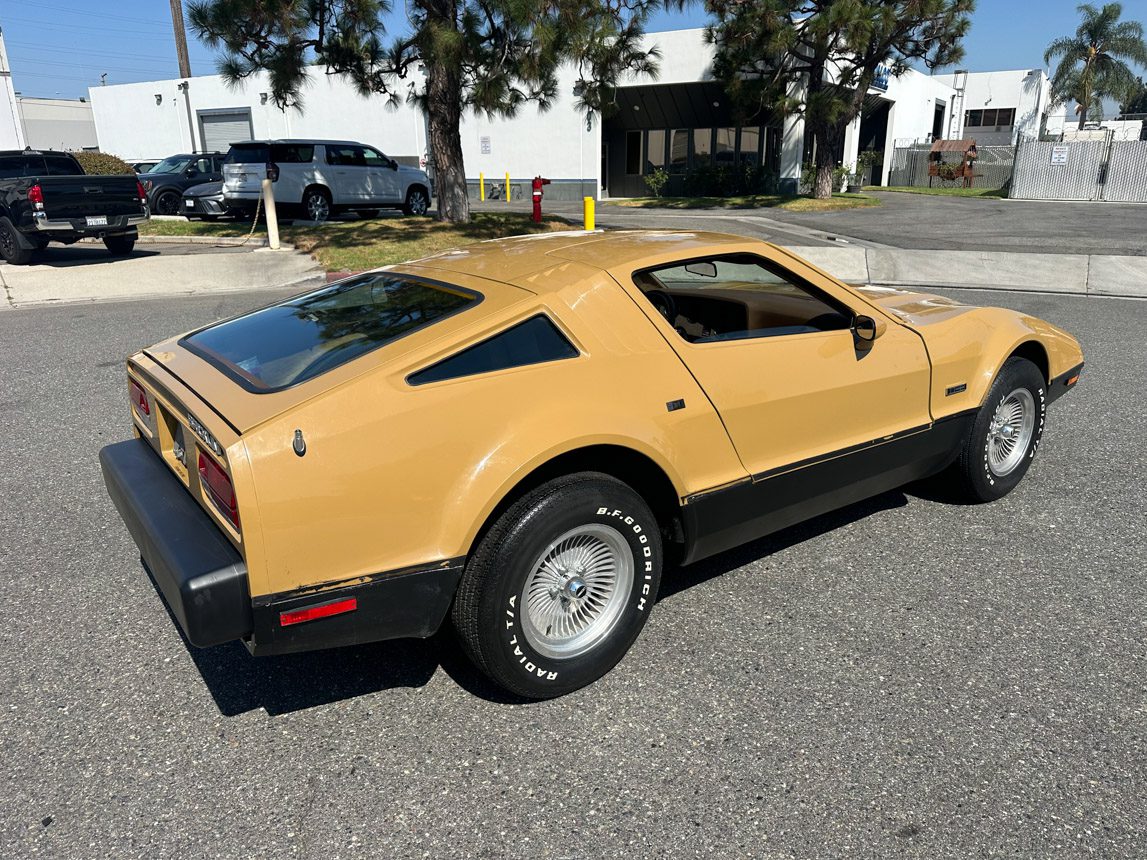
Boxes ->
[505,172,511,203]
[479,172,485,202]
[583,196,595,232]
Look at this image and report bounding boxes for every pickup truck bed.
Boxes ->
[0,150,149,265]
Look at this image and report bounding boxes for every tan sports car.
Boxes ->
[100,230,1083,698]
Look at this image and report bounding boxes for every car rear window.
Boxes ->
[0,153,82,177]
[225,145,270,164]
[181,273,481,391]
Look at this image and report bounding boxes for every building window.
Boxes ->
[766,127,781,173]
[714,128,735,165]
[965,107,1015,128]
[646,129,666,172]
[669,129,689,173]
[625,131,642,175]
[693,128,713,166]
[738,127,761,166]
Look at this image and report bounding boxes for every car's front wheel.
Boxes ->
[452,473,663,699]
[946,356,1047,502]
[403,187,430,217]
[153,189,181,216]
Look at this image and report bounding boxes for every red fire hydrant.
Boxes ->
[531,175,551,223]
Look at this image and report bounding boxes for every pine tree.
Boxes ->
[188,0,665,222]
[706,0,973,199]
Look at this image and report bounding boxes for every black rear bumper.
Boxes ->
[99,439,252,647]
[100,438,465,656]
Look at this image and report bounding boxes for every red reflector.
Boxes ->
[1066,374,1079,386]
[28,184,43,205]
[280,598,358,627]
[198,450,239,529]
[129,378,150,415]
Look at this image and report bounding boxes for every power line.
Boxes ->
[1,15,179,36]
[13,2,178,27]
[5,40,213,64]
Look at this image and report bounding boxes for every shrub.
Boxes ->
[71,151,135,176]
[643,168,669,197]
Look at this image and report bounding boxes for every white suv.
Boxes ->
[221,140,432,220]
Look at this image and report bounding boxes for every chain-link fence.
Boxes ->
[886,143,1015,190]
[1011,133,1147,202]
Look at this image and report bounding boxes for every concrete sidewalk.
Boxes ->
[0,244,324,309]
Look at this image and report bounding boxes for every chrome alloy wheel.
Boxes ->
[987,387,1036,476]
[521,524,634,660]
[305,192,330,222]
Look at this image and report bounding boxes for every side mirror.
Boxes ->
[390,160,399,171]
[852,314,884,349]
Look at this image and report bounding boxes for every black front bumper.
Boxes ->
[100,439,252,647]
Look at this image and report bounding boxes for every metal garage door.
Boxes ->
[199,110,253,153]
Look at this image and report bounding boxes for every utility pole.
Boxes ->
[169,0,192,79]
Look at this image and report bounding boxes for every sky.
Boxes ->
[2,0,1144,108]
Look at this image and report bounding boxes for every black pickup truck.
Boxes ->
[0,149,150,265]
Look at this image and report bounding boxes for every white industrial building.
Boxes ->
[83,27,1071,197]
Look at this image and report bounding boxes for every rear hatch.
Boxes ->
[140,266,535,433]
[222,142,285,197]
[36,175,144,220]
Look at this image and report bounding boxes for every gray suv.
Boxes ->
[221,140,432,221]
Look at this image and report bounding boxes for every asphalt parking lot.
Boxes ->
[1,286,1143,858]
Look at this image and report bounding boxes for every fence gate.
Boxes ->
[887,143,1014,189]
[1011,136,1147,202]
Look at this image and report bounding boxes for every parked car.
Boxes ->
[221,139,431,221]
[141,152,225,215]
[180,181,237,221]
[0,148,149,265]
[99,231,1083,698]
[131,161,159,174]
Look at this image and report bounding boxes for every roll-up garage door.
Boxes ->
[198,111,253,152]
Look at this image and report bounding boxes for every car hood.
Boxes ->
[854,284,974,325]
[185,181,223,197]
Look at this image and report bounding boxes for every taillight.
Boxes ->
[28,184,43,205]
[198,450,239,529]
[128,378,150,416]
[136,179,147,203]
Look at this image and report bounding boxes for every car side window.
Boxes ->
[633,253,853,344]
[407,315,579,385]
[362,148,389,168]
[272,144,314,164]
[326,145,351,166]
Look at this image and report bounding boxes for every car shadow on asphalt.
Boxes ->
[184,489,917,715]
[24,247,162,267]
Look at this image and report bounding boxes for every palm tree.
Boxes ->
[1044,3,1147,128]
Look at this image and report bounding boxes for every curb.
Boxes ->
[786,246,1147,299]
[78,235,277,248]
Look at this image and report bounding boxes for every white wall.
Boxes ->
[17,97,97,151]
[457,63,598,191]
[89,69,427,161]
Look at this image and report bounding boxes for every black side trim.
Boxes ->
[100,438,252,647]
[247,559,466,656]
[1046,361,1083,405]
[945,383,967,396]
[681,412,974,565]
[748,422,933,484]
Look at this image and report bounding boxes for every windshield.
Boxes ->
[181,273,482,391]
[151,156,192,174]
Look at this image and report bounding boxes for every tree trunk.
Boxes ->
[812,121,843,199]
[426,58,470,223]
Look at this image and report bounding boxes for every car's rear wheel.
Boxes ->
[451,473,663,699]
[403,187,430,217]
[0,217,33,265]
[104,234,136,257]
[302,187,332,222]
[945,356,1046,502]
[154,189,181,216]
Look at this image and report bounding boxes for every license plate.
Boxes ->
[86,215,108,227]
[185,200,195,208]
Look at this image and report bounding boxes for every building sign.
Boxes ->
[480,136,491,155]
[872,64,891,92]
[1050,145,1069,165]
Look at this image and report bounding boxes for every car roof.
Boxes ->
[228,139,362,146]
[402,230,775,288]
